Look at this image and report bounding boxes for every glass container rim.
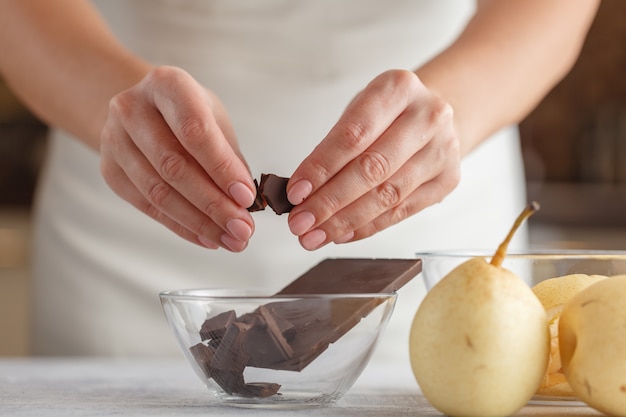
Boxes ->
[416,249,626,260]
[159,288,399,301]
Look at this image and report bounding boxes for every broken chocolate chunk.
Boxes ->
[247,179,267,212]
[211,321,251,373]
[242,308,294,368]
[189,342,216,380]
[200,310,236,341]
[240,382,282,398]
[258,304,296,341]
[247,173,294,215]
[258,174,293,215]
[210,368,246,395]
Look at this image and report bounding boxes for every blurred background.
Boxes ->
[1,0,625,356]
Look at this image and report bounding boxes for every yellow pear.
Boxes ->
[531,274,608,397]
[410,203,549,417]
[559,275,626,417]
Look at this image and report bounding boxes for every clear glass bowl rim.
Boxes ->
[159,288,399,301]
[416,249,626,260]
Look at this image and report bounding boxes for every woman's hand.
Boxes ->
[287,69,461,251]
[100,66,257,252]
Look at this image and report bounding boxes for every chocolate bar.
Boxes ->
[189,258,421,397]
[276,258,421,295]
[247,173,294,215]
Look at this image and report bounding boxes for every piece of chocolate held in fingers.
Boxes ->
[247,173,294,215]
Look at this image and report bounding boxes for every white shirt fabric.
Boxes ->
[31,0,528,366]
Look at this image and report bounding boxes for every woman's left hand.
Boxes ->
[286,69,462,251]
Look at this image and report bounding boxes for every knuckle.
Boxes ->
[353,226,373,242]
[381,69,421,99]
[376,181,402,209]
[338,120,370,149]
[207,155,234,178]
[178,116,210,146]
[201,197,223,217]
[357,151,390,185]
[318,192,342,215]
[389,201,412,225]
[386,69,419,90]
[359,214,389,241]
[108,90,135,120]
[334,215,356,236]
[194,216,217,238]
[146,65,181,85]
[146,181,173,207]
[429,98,454,126]
[144,202,163,221]
[302,156,333,184]
[158,152,188,182]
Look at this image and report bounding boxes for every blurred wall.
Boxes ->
[520,0,626,228]
[0,79,47,356]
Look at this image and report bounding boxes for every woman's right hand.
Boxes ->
[100,66,257,252]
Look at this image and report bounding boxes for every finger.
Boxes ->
[297,131,460,250]
[145,67,256,208]
[353,165,461,242]
[101,153,220,249]
[122,138,252,252]
[111,86,255,242]
[287,70,420,205]
[101,123,251,252]
[288,94,451,238]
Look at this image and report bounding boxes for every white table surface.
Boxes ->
[0,358,603,416]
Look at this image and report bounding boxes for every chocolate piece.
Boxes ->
[208,321,250,395]
[189,342,216,380]
[243,308,294,368]
[210,368,246,395]
[200,310,236,341]
[259,297,379,371]
[247,173,294,215]
[259,174,293,215]
[211,321,251,373]
[258,305,296,342]
[247,179,267,212]
[240,382,282,398]
[277,258,421,295]
[189,258,421,398]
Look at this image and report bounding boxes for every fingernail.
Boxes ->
[226,218,252,242]
[220,233,247,252]
[334,231,354,244]
[287,179,313,205]
[198,235,219,250]
[288,211,316,236]
[301,229,327,251]
[229,182,255,208]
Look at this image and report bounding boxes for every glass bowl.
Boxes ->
[416,249,626,406]
[159,288,397,409]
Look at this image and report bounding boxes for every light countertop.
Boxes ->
[0,358,603,416]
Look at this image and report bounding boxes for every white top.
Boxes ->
[31,0,527,365]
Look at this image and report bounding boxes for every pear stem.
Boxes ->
[490,201,540,267]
